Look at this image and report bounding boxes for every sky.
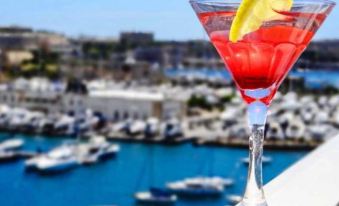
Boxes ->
[0,0,338,40]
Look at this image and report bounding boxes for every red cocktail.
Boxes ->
[190,1,335,205]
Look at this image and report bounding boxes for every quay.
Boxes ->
[106,132,196,145]
[194,138,320,150]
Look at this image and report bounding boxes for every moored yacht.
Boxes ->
[166,176,226,197]
[266,122,284,140]
[127,120,146,136]
[135,188,177,205]
[78,137,120,164]
[25,143,77,172]
[285,118,306,140]
[0,138,24,151]
[144,118,160,138]
[53,115,76,136]
[162,118,184,140]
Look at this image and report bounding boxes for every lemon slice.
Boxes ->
[230,0,293,43]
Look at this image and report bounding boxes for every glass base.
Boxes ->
[238,200,268,206]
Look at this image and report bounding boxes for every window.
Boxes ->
[142,114,148,120]
[123,111,129,119]
[113,111,120,121]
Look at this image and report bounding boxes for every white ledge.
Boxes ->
[238,135,339,206]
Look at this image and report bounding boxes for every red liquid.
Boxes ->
[199,11,327,105]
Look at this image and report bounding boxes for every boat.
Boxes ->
[166,148,231,198]
[25,143,77,173]
[306,124,337,141]
[0,107,11,129]
[40,115,59,135]
[144,118,160,138]
[241,156,272,164]
[184,176,233,187]
[285,119,306,140]
[266,122,284,140]
[220,107,240,129]
[135,188,177,205]
[54,115,76,136]
[78,137,120,164]
[75,110,100,134]
[162,119,183,140]
[21,112,45,133]
[166,179,224,197]
[33,155,77,173]
[135,146,177,205]
[0,139,24,151]
[112,119,132,133]
[227,194,242,204]
[127,120,146,136]
[228,124,248,139]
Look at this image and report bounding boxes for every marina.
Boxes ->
[0,0,335,204]
[0,133,307,206]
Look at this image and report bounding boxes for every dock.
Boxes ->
[194,137,321,150]
[106,132,196,145]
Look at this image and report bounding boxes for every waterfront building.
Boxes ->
[86,89,186,121]
[0,26,70,52]
[119,32,154,45]
[0,78,186,121]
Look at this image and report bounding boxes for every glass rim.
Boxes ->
[189,0,336,7]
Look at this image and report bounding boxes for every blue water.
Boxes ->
[165,68,339,89]
[290,70,339,89]
[0,133,308,206]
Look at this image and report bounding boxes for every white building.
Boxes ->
[0,79,186,120]
[62,89,186,120]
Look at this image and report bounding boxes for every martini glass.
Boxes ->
[190,0,335,205]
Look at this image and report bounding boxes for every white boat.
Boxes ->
[127,120,146,135]
[266,122,284,140]
[7,108,29,130]
[25,143,77,172]
[162,119,183,140]
[144,118,160,138]
[40,114,59,134]
[135,188,177,205]
[241,156,272,164]
[75,110,100,133]
[0,139,24,151]
[33,155,77,173]
[78,137,120,164]
[306,124,337,141]
[166,177,225,197]
[112,119,132,133]
[228,124,248,139]
[227,194,242,204]
[220,107,240,128]
[184,176,233,187]
[0,106,12,127]
[21,112,45,133]
[54,115,76,135]
[285,120,306,140]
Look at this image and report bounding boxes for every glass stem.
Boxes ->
[242,101,268,206]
